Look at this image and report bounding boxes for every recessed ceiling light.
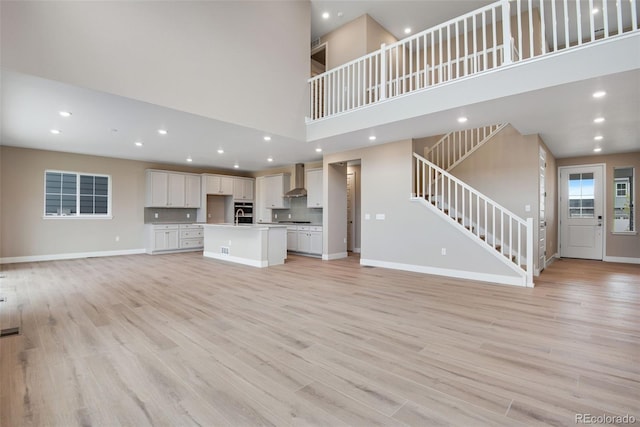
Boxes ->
[315,148,322,153]
[592,91,606,98]
[267,157,274,162]
[158,129,168,135]
[593,147,602,152]
[58,111,72,117]
[337,11,343,17]
[369,136,376,141]
[593,117,605,123]
[135,141,143,147]
[592,7,599,14]
[594,135,604,141]
[457,117,468,123]
[50,129,61,134]
[233,164,239,169]
[404,27,412,34]
[186,157,193,162]
[263,136,271,141]
[322,12,330,19]
[217,149,224,154]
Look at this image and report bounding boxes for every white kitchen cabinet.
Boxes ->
[146,223,203,254]
[185,175,201,208]
[146,170,201,208]
[255,176,271,223]
[286,226,298,251]
[294,226,322,255]
[205,175,234,195]
[264,173,290,209]
[233,178,254,201]
[306,168,323,208]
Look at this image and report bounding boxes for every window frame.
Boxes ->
[43,169,113,219]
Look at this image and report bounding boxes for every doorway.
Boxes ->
[559,165,605,260]
[311,44,327,77]
[539,147,547,271]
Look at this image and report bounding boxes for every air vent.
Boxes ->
[220,247,230,255]
[0,327,20,338]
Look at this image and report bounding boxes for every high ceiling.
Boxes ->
[1,1,638,172]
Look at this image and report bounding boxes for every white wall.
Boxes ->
[0,1,310,141]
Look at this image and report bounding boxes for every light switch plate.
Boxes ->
[375,214,385,220]
[365,214,371,220]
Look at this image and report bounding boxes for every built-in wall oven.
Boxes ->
[234,202,254,224]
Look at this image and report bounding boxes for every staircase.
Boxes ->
[412,149,533,287]
[424,124,507,171]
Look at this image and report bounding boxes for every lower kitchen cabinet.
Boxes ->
[146,224,203,254]
[289,225,322,256]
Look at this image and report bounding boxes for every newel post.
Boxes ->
[501,0,513,64]
[379,43,387,100]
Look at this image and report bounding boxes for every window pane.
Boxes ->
[80,196,94,214]
[94,196,108,214]
[46,172,62,193]
[80,175,94,194]
[94,177,108,196]
[61,195,76,214]
[45,195,61,214]
[568,172,595,218]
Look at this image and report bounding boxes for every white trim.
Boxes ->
[360,258,528,287]
[322,252,348,260]
[353,247,361,253]
[603,256,640,264]
[43,215,113,220]
[0,248,145,264]
[545,253,558,267]
[203,251,267,268]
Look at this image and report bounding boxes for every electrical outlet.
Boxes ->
[288,214,292,219]
[154,212,159,219]
[275,213,278,219]
[208,213,211,218]
[441,248,447,255]
[115,236,120,242]
[187,213,190,218]
[344,238,347,243]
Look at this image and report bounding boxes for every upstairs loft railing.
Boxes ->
[308,0,639,121]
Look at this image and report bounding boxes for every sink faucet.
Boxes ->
[235,208,245,225]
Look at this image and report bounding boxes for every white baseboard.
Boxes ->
[353,247,361,253]
[0,248,146,264]
[603,256,640,264]
[545,253,559,267]
[203,251,267,268]
[359,258,527,287]
[322,252,348,261]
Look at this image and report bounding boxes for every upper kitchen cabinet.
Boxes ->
[204,174,234,195]
[185,174,201,208]
[146,170,199,208]
[306,168,323,208]
[233,177,254,201]
[263,173,290,209]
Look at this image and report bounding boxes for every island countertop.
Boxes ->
[203,223,288,229]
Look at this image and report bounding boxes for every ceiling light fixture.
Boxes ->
[593,147,602,152]
[186,157,193,162]
[135,141,143,147]
[267,157,274,162]
[404,27,412,35]
[369,136,376,141]
[594,135,604,141]
[592,7,599,14]
[233,164,239,169]
[315,148,322,153]
[322,12,330,19]
[592,91,606,98]
[457,116,468,123]
[50,129,61,134]
[58,111,72,117]
[593,117,605,123]
[158,129,168,135]
[263,136,271,141]
[217,149,224,154]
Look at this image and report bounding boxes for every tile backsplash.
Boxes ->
[272,197,323,223]
[144,208,198,223]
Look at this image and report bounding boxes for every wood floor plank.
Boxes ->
[0,253,638,426]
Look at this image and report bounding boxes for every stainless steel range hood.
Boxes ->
[284,164,307,198]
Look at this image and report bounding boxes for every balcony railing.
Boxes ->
[308,0,639,121]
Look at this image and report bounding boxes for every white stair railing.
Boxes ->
[308,0,638,121]
[413,152,533,286]
[425,124,506,171]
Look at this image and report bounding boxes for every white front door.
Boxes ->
[560,165,604,260]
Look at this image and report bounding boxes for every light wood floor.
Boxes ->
[1,253,639,426]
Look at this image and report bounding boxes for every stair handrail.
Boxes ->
[413,152,533,285]
[424,124,507,171]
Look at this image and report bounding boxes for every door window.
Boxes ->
[568,173,594,218]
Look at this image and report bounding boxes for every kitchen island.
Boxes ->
[202,223,287,267]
